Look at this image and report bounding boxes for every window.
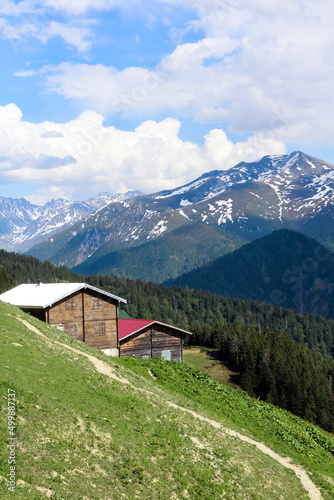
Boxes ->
[161,350,171,361]
[92,298,103,309]
[65,298,77,310]
[94,321,106,336]
[69,323,78,338]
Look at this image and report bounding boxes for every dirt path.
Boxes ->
[17,317,130,385]
[166,402,321,500]
[17,316,322,500]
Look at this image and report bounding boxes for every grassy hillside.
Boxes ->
[183,347,240,388]
[1,303,334,499]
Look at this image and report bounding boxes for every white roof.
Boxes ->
[0,283,127,309]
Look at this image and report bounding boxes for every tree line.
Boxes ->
[0,249,334,432]
[191,321,334,433]
[0,249,333,362]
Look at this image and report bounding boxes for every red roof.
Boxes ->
[119,319,154,340]
[118,318,192,341]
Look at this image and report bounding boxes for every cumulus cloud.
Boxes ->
[33,0,334,145]
[0,103,285,202]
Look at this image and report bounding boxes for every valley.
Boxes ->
[1,151,334,497]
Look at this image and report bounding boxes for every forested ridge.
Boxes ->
[191,322,334,432]
[71,222,245,283]
[87,274,334,361]
[0,248,333,432]
[88,275,334,432]
[0,249,79,291]
[166,229,334,320]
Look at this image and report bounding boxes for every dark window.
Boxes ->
[65,298,77,310]
[94,321,106,336]
[69,323,78,338]
[92,298,103,309]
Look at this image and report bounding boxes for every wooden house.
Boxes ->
[0,283,192,361]
[119,319,192,362]
[0,282,127,356]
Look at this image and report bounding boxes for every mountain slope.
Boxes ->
[71,223,246,283]
[0,191,142,252]
[166,229,334,318]
[0,304,333,499]
[178,151,334,240]
[27,151,334,279]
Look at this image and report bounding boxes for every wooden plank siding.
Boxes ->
[120,328,152,359]
[152,325,183,363]
[83,290,118,350]
[120,324,184,362]
[47,289,118,350]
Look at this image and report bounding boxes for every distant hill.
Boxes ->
[71,223,246,283]
[165,229,334,318]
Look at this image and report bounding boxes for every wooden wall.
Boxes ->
[47,289,118,350]
[83,290,118,350]
[120,324,184,362]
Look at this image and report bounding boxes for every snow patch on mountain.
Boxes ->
[0,191,142,251]
[154,178,208,199]
[147,220,168,239]
[180,199,192,207]
[178,209,190,220]
[216,199,233,225]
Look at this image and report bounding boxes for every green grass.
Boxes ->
[0,302,333,499]
[183,347,240,388]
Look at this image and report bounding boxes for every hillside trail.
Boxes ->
[17,316,322,500]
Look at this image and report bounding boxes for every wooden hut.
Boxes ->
[119,318,192,362]
[0,283,192,361]
[0,282,126,356]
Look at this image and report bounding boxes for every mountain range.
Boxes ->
[3,150,334,283]
[0,190,142,252]
[28,151,334,278]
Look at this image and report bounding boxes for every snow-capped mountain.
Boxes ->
[27,151,334,270]
[0,190,143,252]
[178,151,334,239]
[87,191,143,210]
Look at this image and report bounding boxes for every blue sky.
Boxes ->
[1,0,334,204]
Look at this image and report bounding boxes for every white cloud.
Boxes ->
[0,103,285,201]
[25,186,73,206]
[0,17,93,53]
[33,0,334,146]
[43,62,164,117]
[14,69,37,77]
[0,1,36,16]
[44,0,138,15]
[0,0,135,17]
[39,21,93,53]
